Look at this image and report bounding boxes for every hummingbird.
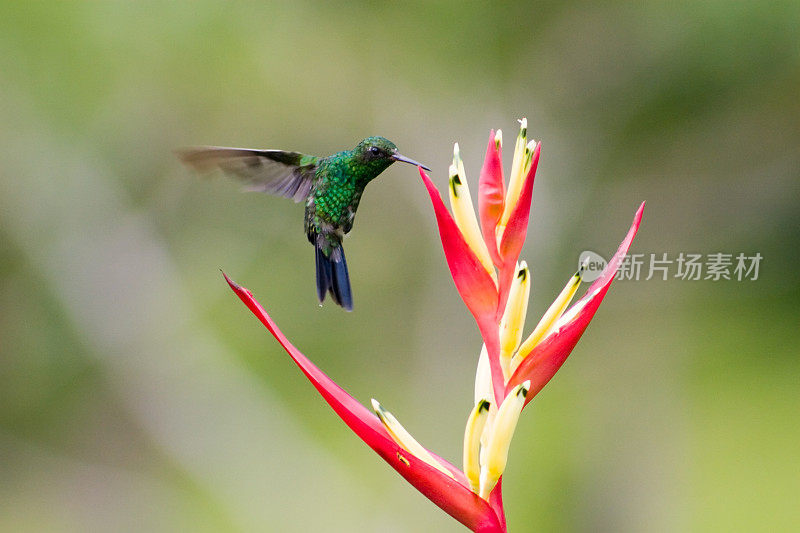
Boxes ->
[178,137,430,311]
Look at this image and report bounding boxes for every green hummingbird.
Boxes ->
[178,137,429,311]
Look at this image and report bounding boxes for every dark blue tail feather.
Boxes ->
[315,244,352,311]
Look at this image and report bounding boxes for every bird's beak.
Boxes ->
[392,152,431,171]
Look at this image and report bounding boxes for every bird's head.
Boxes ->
[354,137,431,172]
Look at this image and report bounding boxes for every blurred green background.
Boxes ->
[1,2,798,532]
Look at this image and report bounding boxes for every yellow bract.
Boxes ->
[510,265,585,374]
[462,399,491,493]
[479,381,530,499]
[500,118,528,228]
[371,399,455,479]
[448,144,497,284]
[499,262,531,379]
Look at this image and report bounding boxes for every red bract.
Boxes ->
[419,167,505,404]
[478,131,505,267]
[223,272,506,532]
[507,202,645,404]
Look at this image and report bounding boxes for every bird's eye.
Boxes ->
[369,146,381,155]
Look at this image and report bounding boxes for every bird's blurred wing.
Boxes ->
[177,146,318,202]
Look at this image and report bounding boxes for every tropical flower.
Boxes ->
[223,120,644,532]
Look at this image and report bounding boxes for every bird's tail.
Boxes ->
[315,241,352,311]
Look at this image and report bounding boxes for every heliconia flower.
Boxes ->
[418,119,643,521]
[225,120,643,532]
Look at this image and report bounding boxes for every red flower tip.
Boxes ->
[221,270,242,290]
[478,131,505,266]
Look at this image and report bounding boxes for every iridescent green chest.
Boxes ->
[305,157,364,232]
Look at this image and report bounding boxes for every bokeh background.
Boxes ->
[1,2,798,532]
